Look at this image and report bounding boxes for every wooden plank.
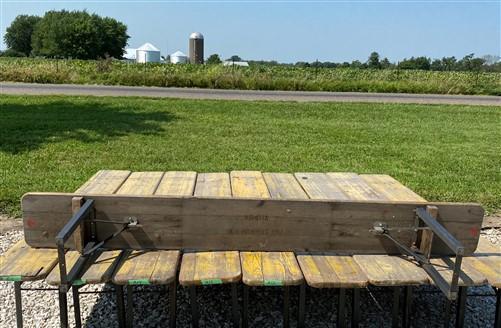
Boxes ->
[462,256,501,288]
[116,172,163,195]
[194,173,232,197]
[22,193,484,255]
[155,171,197,196]
[360,174,426,202]
[113,250,180,285]
[179,251,241,286]
[297,255,368,288]
[75,170,131,194]
[45,252,80,285]
[429,257,487,287]
[353,255,429,286]
[240,252,303,286]
[294,173,349,200]
[263,173,309,200]
[327,172,387,201]
[230,171,270,198]
[0,240,58,281]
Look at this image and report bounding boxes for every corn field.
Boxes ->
[1,57,499,95]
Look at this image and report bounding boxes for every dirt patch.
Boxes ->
[482,211,501,229]
[0,215,23,233]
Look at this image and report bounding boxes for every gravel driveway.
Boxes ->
[1,228,499,327]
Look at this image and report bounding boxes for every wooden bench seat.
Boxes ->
[240,251,303,286]
[179,251,241,286]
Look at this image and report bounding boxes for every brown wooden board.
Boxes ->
[22,193,483,255]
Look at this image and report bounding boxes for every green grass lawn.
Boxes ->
[1,95,499,217]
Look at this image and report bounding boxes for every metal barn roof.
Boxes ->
[137,43,160,52]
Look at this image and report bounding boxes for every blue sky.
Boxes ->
[1,1,499,63]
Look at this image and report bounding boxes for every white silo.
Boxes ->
[136,43,161,63]
[170,51,188,64]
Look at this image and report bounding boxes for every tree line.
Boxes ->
[2,11,128,59]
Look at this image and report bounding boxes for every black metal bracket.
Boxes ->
[371,206,465,301]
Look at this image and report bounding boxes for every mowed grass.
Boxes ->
[0,95,499,216]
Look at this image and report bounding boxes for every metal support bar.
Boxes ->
[444,298,452,327]
[403,286,412,328]
[495,288,501,328]
[115,285,126,328]
[126,285,133,328]
[455,286,467,328]
[58,287,69,328]
[283,286,290,328]
[415,208,464,255]
[391,287,400,328]
[298,283,306,328]
[337,288,346,328]
[189,286,199,328]
[169,280,177,328]
[352,288,360,328]
[231,283,240,328]
[72,285,82,328]
[14,281,23,328]
[242,285,249,328]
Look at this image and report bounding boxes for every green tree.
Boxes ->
[228,55,242,62]
[367,51,380,69]
[4,15,41,56]
[380,57,392,69]
[206,54,222,64]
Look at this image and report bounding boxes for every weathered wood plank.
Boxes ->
[116,172,163,195]
[240,252,303,286]
[297,255,368,288]
[295,173,349,200]
[428,257,487,287]
[360,174,426,202]
[194,173,232,197]
[0,240,58,281]
[179,251,241,286]
[263,173,308,200]
[22,193,484,255]
[155,171,197,196]
[327,173,387,201]
[75,170,131,194]
[230,171,270,198]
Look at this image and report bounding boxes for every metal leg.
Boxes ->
[115,285,126,328]
[231,283,240,328]
[403,286,412,328]
[444,298,452,327]
[337,288,346,328]
[455,286,467,328]
[189,286,199,328]
[283,286,290,328]
[242,285,249,328]
[495,288,501,328]
[352,288,360,328]
[298,283,306,328]
[72,285,82,328]
[169,280,177,328]
[126,285,133,328]
[14,281,23,328]
[391,287,400,328]
[58,287,69,328]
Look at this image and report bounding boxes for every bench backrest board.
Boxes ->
[22,193,483,255]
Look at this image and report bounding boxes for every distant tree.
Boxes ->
[31,10,129,59]
[0,49,27,57]
[367,52,380,69]
[457,54,485,72]
[350,60,363,68]
[441,56,457,71]
[228,55,242,62]
[430,59,443,71]
[380,57,392,69]
[4,15,41,56]
[206,54,222,64]
[295,61,310,67]
[398,56,431,70]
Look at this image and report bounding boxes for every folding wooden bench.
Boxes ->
[0,240,58,328]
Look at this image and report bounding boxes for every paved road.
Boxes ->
[1,82,500,106]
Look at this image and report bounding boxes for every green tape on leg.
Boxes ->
[0,275,22,282]
[201,279,222,285]
[72,279,87,286]
[128,279,150,285]
[264,279,284,286]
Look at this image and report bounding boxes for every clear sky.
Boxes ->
[1,1,499,63]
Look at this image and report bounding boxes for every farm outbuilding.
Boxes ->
[170,51,188,64]
[223,61,250,67]
[136,43,161,63]
[123,48,136,61]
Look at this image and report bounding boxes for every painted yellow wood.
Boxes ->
[113,250,180,285]
[155,171,197,196]
[353,255,429,286]
[462,256,501,288]
[0,240,58,281]
[297,255,368,288]
[360,174,426,202]
[179,251,241,286]
[475,238,500,254]
[240,252,303,286]
[194,173,232,198]
[294,173,349,200]
[116,171,163,195]
[45,251,80,285]
[327,172,387,201]
[75,170,131,194]
[428,257,487,287]
[230,171,270,198]
[262,173,308,200]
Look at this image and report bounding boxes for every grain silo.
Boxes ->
[189,32,204,64]
[170,51,188,64]
[136,43,161,63]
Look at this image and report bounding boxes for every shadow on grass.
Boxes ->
[0,99,175,154]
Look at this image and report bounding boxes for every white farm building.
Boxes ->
[136,43,161,63]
